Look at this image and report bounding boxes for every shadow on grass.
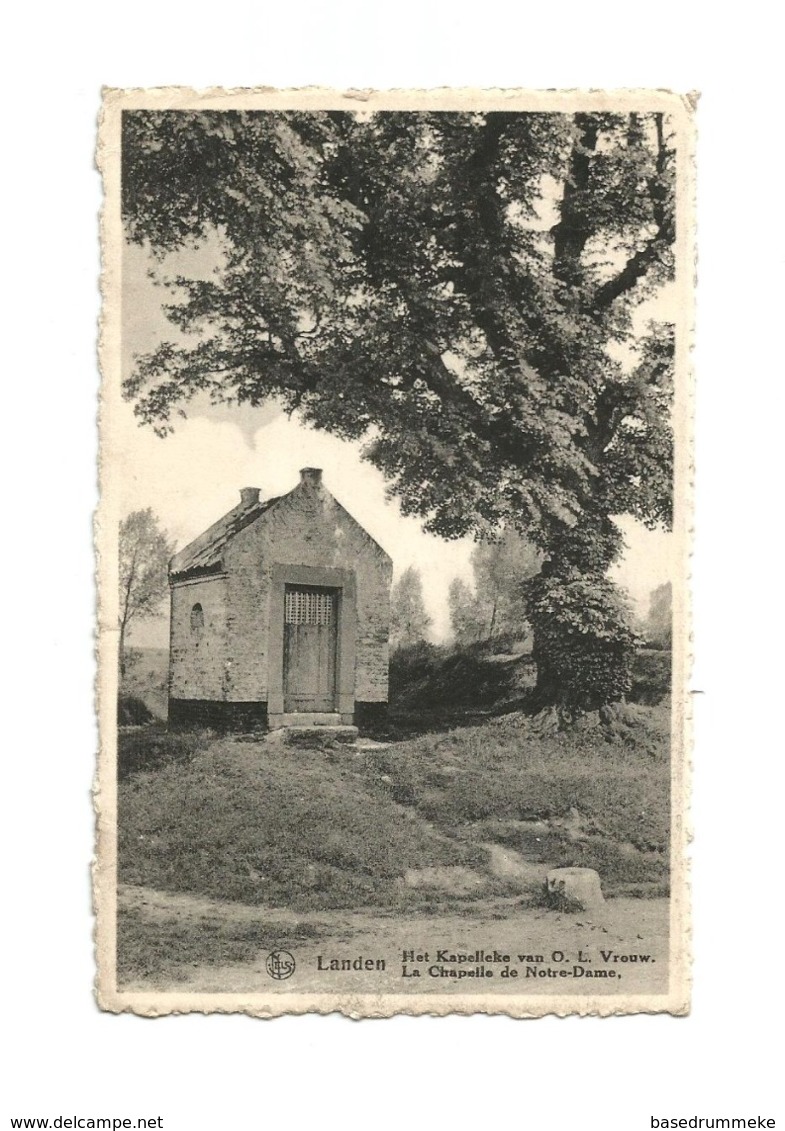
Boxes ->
[369,695,537,742]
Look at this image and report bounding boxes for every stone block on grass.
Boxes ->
[545,867,605,912]
[283,725,358,748]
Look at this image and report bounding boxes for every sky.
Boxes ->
[120,231,676,647]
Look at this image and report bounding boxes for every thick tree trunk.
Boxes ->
[530,633,562,712]
[525,542,637,722]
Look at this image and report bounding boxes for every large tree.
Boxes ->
[122,109,675,712]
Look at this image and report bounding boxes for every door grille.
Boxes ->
[285,589,334,626]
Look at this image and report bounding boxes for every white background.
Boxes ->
[3,4,783,1129]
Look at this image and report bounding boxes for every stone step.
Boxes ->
[283,725,358,746]
[280,712,342,727]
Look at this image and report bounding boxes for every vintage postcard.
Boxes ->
[96,86,693,1017]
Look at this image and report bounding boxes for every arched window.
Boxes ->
[190,602,204,631]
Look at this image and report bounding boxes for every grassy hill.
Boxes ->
[117,634,671,916]
[119,696,670,918]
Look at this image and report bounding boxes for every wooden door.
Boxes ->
[283,586,338,712]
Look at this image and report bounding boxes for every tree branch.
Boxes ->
[447,114,560,375]
[551,115,600,287]
[593,237,670,310]
[593,113,674,311]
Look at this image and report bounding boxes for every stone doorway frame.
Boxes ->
[267,563,356,727]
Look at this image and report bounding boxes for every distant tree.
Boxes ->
[390,566,432,650]
[449,533,541,644]
[645,581,672,649]
[448,577,482,645]
[118,509,176,677]
[471,533,541,640]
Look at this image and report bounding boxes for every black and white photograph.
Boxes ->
[7,0,785,1119]
[96,87,692,1016]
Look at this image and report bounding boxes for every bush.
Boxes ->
[118,695,154,726]
[630,648,672,705]
[118,727,209,779]
[389,640,530,712]
[119,648,169,721]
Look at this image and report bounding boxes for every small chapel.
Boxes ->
[167,467,392,732]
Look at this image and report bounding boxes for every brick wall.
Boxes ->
[169,575,229,699]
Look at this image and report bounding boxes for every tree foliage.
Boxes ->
[390,566,432,650]
[122,109,676,711]
[118,508,176,677]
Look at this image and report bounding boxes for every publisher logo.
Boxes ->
[266,950,296,980]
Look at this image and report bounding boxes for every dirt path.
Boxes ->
[119,885,670,997]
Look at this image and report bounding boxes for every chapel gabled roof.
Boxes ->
[169,495,281,580]
[169,468,392,583]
